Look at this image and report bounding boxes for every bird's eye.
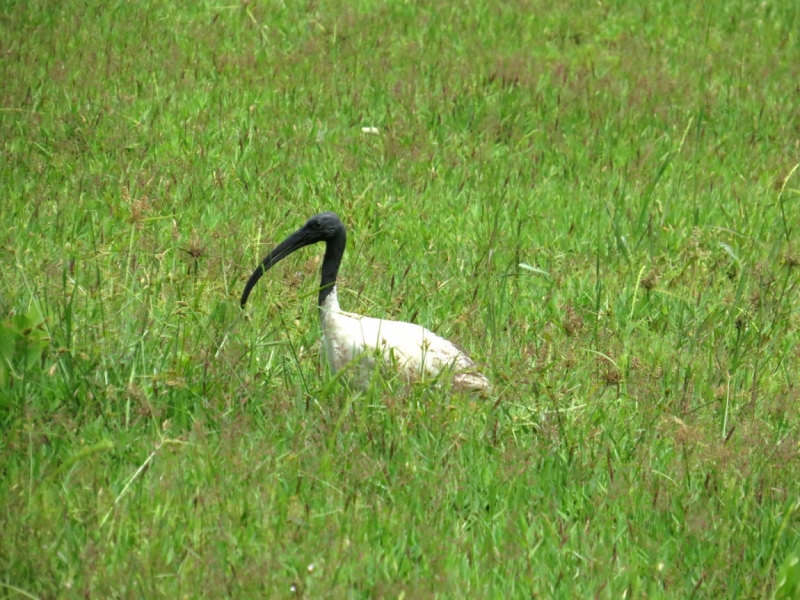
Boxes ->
[309,220,321,230]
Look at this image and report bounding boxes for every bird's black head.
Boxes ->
[302,212,346,243]
[240,212,347,307]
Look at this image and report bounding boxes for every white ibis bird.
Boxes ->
[241,212,490,393]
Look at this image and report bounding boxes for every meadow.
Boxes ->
[1,0,799,597]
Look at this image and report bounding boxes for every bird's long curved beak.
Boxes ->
[240,228,314,307]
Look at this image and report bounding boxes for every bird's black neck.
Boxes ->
[319,229,346,307]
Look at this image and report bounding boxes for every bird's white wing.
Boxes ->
[321,310,487,391]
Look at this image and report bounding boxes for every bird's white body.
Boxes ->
[320,287,489,392]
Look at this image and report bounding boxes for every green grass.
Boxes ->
[2,0,799,597]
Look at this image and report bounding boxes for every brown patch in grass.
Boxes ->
[781,247,800,269]
[640,270,659,292]
[562,303,584,336]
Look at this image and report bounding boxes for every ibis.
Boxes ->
[240,212,490,393]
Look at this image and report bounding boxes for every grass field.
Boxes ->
[2,0,800,597]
